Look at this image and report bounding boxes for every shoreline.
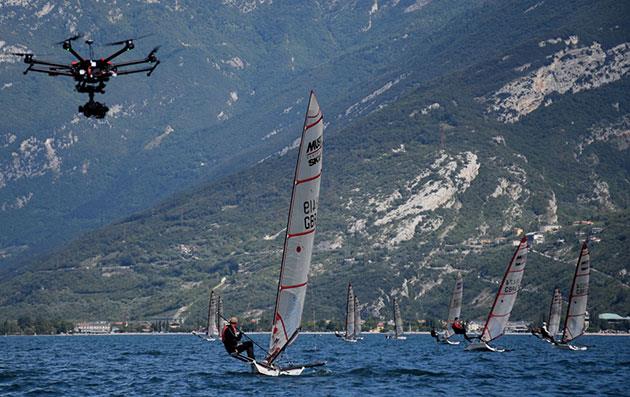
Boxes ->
[2,331,629,337]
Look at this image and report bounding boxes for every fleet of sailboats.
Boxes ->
[188,92,595,375]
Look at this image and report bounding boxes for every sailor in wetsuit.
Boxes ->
[430,327,441,342]
[222,316,255,360]
[451,317,474,342]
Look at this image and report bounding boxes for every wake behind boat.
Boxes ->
[465,237,528,352]
[248,91,325,376]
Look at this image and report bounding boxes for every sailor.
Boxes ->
[430,327,440,342]
[222,317,255,360]
[540,321,555,343]
[451,317,474,342]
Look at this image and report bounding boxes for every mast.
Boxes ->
[217,295,225,338]
[354,295,361,338]
[445,273,463,337]
[207,290,217,338]
[267,92,324,364]
[394,298,403,338]
[547,287,563,337]
[561,242,590,343]
[345,283,355,339]
[480,237,528,343]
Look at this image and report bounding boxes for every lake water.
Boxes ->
[1,334,628,396]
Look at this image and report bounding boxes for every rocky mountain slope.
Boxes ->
[0,0,628,326]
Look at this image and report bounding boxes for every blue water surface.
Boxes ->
[1,334,628,396]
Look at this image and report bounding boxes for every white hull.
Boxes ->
[192,332,216,342]
[251,361,305,377]
[464,341,504,352]
[554,343,587,351]
[386,335,407,340]
[342,337,358,343]
[439,338,460,345]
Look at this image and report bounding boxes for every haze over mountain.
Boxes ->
[0,0,628,327]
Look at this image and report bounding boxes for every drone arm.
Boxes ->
[110,58,153,68]
[28,59,72,69]
[114,61,159,76]
[64,44,85,62]
[104,44,132,63]
[26,67,74,76]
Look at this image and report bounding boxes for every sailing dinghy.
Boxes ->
[438,273,463,345]
[532,287,562,344]
[465,237,528,352]
[336,282,358,342]
[194,290,219,341]
[555,242,590,351]
[386,297,406,340]
[250,91,326,376]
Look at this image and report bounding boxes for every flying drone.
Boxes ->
[13,34,160,118]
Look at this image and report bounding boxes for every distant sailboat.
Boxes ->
[556,242,590,351]
[386,297,406,340]
[250,91,326,376]
[336,282,357,342]
[438,273,463,345]
[217,295,226,339]
[532,287,562,343]
[193,290,219,341]
[465,237,528,352]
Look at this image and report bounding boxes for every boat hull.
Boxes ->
[251,361,305,376]
[439,338,460,345]
[385,335,407,340]
[464,341,504,352]
[554,343,587,351]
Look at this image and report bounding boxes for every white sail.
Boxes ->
[548,287,563,336]
[394,298,404,337]
[207,290,218,338]
[445,273,463,338]
[561,242,590,343]
[267,92,323,364]
[217,296,226,338]
[345,283,355,338]
[481,237,528,343]
[354,295,361,338]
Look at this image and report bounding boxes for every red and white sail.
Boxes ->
[445,273,463,338]
[345,283,356,339]
[481,237,528,343]
[561,242,590,343]
[267,92,323,363]
[548,287,563,337]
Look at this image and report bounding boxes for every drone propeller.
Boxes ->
[55,33,83,45]
[147,46,160,60]
[10,52,34,56]
[104,34,153,46]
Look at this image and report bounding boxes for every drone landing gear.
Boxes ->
[79,91,109,118]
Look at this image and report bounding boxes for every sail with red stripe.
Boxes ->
[481,237,528,343]
[548,287,563,337]
[445,273,463,338]
[267,92,323,364]
[561,242,590,343]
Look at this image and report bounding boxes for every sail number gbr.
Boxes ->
[303,199,317,229]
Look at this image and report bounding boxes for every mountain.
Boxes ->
[0,0,629,327]
[0,0,483,264]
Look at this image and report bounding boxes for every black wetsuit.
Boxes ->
[540,326,555,343]
[222,324,254,359]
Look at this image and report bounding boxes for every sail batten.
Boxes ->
[267,92,323,364]
[561,242,590,344]
[480,237,529,343]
